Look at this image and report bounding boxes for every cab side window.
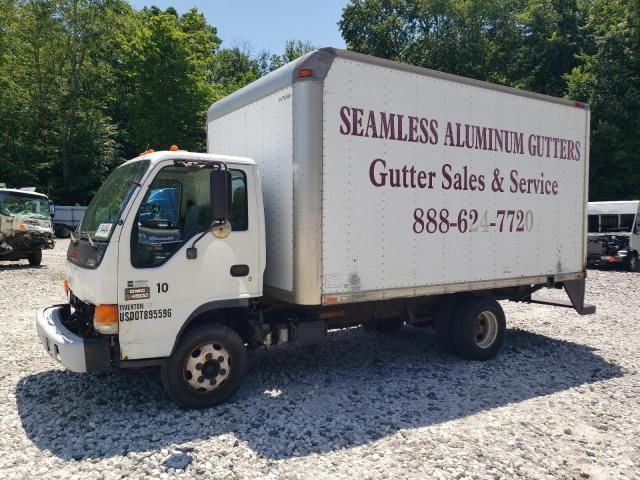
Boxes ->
[131,166,249,268]
[229,170,248,232]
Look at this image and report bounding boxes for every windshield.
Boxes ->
[0,191,50,219]
[78,160,150,241]
[589,213,636,233]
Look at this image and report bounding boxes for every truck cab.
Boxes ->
[0,188,54,265]
[587,201,640,271]
[37,150,265,406]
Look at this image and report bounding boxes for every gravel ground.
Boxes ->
[0,239,639,479]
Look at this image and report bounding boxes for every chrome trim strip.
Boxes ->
[321,272,585,305]
[292,81,324,305]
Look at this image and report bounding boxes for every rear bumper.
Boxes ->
[587,254,626,267]
[35,305,111,372]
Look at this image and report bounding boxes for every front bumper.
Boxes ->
[35,305,111,372]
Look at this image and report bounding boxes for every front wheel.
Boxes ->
[451,297,506,361]
[27,249,42,266]
[626,254,639,272]
[161,324,247,408]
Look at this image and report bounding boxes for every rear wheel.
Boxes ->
[58,226,71,238]
[451,297,505,360]
[27,249,42,266]
[161,324,247,408]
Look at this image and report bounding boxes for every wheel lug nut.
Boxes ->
[196,363,202,370]
[219,369,227,376]
[217,356,224,363]
[197,376,204,383]
[205,353,212,360]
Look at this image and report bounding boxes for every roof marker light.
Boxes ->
[298,68,313,78]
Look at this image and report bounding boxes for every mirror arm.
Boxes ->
[186,219,227,259]
[186,228,210,260]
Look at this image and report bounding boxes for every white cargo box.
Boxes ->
[208,48,590,306]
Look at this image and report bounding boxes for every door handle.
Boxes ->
[230,264,250,277]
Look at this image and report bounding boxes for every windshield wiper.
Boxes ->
[83,230,97,249]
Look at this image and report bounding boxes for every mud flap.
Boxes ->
[563,278,596,315]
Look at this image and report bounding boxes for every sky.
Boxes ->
[129,0,348,54]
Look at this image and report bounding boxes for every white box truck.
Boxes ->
[587,200,640,270]
[36,48,594,408]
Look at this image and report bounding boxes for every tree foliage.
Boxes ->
[340,0,640,200]
[117,7,220,158]
[566,0,640,200]
[0,1,311,203]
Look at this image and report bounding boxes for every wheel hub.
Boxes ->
[474,311,498,349]
[184,343,231,392]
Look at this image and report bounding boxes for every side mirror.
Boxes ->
[186,166,232,259]
[210,168,231,223]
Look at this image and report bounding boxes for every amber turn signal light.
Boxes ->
[94,304,119,335]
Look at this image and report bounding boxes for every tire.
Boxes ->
[451,296,506,361]
[161,324,247,408]
[626,254,638,272]
[364,317,404,333]
[58,226,71,238]
[433,295,464,353]
[27,249,42,266]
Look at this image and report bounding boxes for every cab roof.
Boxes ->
[589,201,640,215]
[131,150,256,167]
[0,188,49,199]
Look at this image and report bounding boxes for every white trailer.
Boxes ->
[51,205,87,238]
[36,48,594,408]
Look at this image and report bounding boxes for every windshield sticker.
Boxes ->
[95,223,113,239]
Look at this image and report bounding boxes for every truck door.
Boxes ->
[116,162,260,360]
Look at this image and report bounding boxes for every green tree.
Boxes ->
[212,46,261,97]
[0,0,132,203]
[262,39,316,72]
[211,40,316,97]
[117,7,220,157]
[509,0,584,96]
[566,0,640,200]
[55,0,132,202]
[338,0,583,92]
